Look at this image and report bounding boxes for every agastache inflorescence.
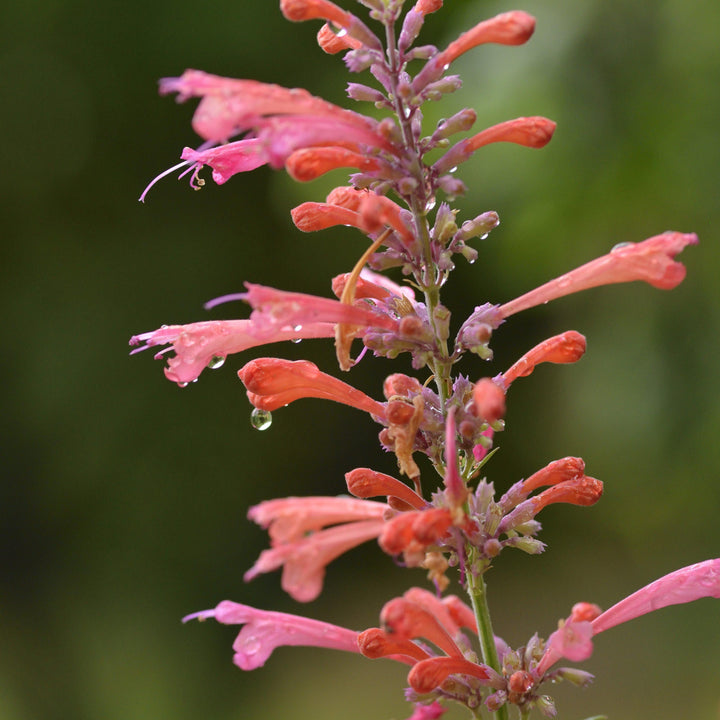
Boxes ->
[132,1,713,718]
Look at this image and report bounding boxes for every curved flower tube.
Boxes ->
[536,558,720,675]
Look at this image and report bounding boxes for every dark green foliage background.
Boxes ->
[1,1,719,718]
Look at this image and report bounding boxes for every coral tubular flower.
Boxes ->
[245,518,386,602]
[379,507,453,557]
[285,146,382,181]
[502,331,587,387]
[413,11,536,92]
[238,357,387,418]
[472,378,506,424]
[345,468,426,510]
[381,597,464,658]
[280,0,382,51]
[357,627,430,663]
[317,23,362,54]
[529,475,603,513]
[129,319,336,385]
[537,559,720,675]
[433,117,556,175]
[408,656,494,694]
[499,232,699,318]
[521,456,586,494]
[184,600,359,670]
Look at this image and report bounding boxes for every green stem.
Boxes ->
[467,566,509,720]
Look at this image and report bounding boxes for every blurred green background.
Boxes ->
[2,0,719,718]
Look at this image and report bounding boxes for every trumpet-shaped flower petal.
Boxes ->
[245,519,386,602]
[357,627,430,663]
[345,467,426,510]
[408,656,495,694]
[160,70,372,143]
[238,357,387,418]
[184,600,359,670]
[413,11,535,92]
[521,457,586,494]
[317,23,362,54]
[248,495,387,544]
[285,146,383,181]
[280,0,382,51]
[242,282,398,337]
[502,331,587,387]
[381,597,464,658]
[433,117,556,175]
[499,232,698,318]
[537,559,720,675]
[129,319,336,385]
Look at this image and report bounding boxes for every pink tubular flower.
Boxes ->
[248,495,388,544]
[502,331,587,387]
[405,702,447,720]
[499,232,698,318]
[160,70,367,143]
[245,496,387,602]
[443,408,468,511]
[129,319,337,386]
[433,117,557,175]
[184,600,359,670]
[242,282,398,337]
[537,559,720,675]
[238,357,387,419]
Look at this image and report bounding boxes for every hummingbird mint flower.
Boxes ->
[536,558,720,675]
[184,600,360,670]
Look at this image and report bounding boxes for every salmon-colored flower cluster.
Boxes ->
[133,1,708,719]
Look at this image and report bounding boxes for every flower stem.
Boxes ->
[467,564,509,720]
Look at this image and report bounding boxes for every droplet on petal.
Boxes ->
[207,355,226,370]
[251,408,273,430]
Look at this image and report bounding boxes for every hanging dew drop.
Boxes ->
[207,355,225,370]
[250,408,272,431]
[177,381,188,388]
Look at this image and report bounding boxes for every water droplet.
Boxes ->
[425,199,436,212]
[291,338,302,344]
[480,233,489,240]
[177,381,188,388]
[207,355,225,370]
[336,28,347,38]
[611,241,634,253]
[449,166,457,173]
[250,408,272,431]
[403,106,411,119]
[467,256,476,265]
